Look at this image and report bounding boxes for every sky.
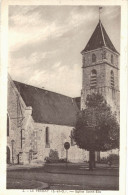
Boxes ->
[8,6,120,97]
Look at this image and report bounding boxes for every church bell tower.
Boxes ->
[81,19,120,119]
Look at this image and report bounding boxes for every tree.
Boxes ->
[73,93,119,170]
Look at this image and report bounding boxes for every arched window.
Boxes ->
[92,53,96,63]
[71,130,75,146]
[7,146,10,164]
[110,70,114,88]
[90,69,97,89]
[45,127,50,147]
[7,114,9,136]
[111,54,113,64]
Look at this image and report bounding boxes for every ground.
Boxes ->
[7,163,119,190]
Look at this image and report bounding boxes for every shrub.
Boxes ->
[100,157,108,164]
[107,154,119,164]
[100,154,119,165]
[58,158,67,163]
[44,157,50,163]
[44,149,59,163]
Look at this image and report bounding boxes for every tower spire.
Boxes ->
[99,7,102,21]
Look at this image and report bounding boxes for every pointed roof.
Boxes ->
[81,20,119,54]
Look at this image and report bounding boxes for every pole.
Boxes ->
[99,7,102,21]
[99,7,100,21]
[11,140,15,164]
[12,141,14,164]
[66,149,68,168]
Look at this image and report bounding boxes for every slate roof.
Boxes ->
[14,81,80,126]
[81,20,119,54]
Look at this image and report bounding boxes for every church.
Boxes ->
[7,19,120,164]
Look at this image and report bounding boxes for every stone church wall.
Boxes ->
[7,77,24,163]
[33,123,89,163]
[7,77,35,164]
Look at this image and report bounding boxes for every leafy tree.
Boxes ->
[73,93,119,170]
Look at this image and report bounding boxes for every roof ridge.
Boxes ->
[13,80,74,99]
[100,20,106,47]
[101,23,119,54]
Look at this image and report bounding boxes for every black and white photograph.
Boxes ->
[0,1,127,194]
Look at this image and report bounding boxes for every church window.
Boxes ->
[71,130,75,146]
[110,70,114,88]
[90,69,97,89]
[7,114,9,136]
[45,127,50,147]
[92,53,96,63]
[111,54,113,64]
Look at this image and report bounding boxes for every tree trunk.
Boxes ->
[93,151,96,168]
[89,150,95,170]
[89,150,93,170]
